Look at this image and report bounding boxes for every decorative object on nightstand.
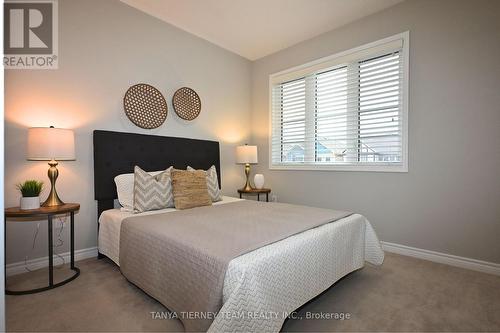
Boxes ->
[17,180,44,210]
[5,203,80,295]
[238,188,271,202]
[254,174,265,189]
[236,144,258,191]
[27,126,75,206]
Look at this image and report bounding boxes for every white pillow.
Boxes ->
[114,169,163,212]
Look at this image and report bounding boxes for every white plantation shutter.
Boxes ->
[278,78,306,162]
[270,33,408,171]
[358,53,403,162]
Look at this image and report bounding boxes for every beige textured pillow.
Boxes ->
[171,169,212,210]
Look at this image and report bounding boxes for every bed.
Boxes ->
[93,130,384,332]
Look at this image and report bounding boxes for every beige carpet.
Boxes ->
[6,252,500,332]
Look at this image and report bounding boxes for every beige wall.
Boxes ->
[4,0,252,264]
[251,0,500,263]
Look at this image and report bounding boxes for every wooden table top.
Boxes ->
[237,188,271,194]
[5,203,80,218]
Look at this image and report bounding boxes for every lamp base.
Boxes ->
[42,192,64,207]
[240,163,254,191]
[42,160,65,207]
[240,184,254,192]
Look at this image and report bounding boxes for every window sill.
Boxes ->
[269,164,408,173]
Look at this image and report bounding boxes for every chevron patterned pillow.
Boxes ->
[133,166,174,213]
[115,169,165,212]
[187,165,222,202]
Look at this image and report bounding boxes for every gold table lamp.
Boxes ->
[236,144,258,191]
[27,126,75,206]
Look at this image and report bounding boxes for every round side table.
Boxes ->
[5,203,80,295]
[237,188,271,202]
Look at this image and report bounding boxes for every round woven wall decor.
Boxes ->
[123,83,168,129]
[172,87,201,121]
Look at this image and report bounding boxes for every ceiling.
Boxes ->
[121,0,404,61]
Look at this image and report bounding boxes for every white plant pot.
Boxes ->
[254,174,265,189]
[20,196,40,210]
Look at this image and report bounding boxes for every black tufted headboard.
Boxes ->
[93,130,221,219]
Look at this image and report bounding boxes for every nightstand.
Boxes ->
[5,203,80,295]
[237,188,271,202]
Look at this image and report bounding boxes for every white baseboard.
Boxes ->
[6,247,98,277]
[381,241,500,276]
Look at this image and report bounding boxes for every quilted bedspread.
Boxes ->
[209,213,384,332]
[115,198,384,332]
[119,200,353,332]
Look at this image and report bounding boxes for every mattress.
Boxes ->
[98,196,384,332]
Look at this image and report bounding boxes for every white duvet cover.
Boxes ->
[98,196,384,332]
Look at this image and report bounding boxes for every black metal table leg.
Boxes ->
[4,217,6,292]
[266,193,269,202]
[257,193,260,201]
[48,214,53,287]
[70,212,75,269]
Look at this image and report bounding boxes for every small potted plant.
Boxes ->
[17,180,44,210]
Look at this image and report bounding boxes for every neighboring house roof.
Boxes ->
[287,143,332,155]
[288,145,304,155]
[316,142,331,154]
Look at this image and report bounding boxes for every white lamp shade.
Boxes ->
[236,145,258,164]
[27,127,76,161]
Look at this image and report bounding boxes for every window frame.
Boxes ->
[268,32,409,173]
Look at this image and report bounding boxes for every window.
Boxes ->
[270,32,408,172]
